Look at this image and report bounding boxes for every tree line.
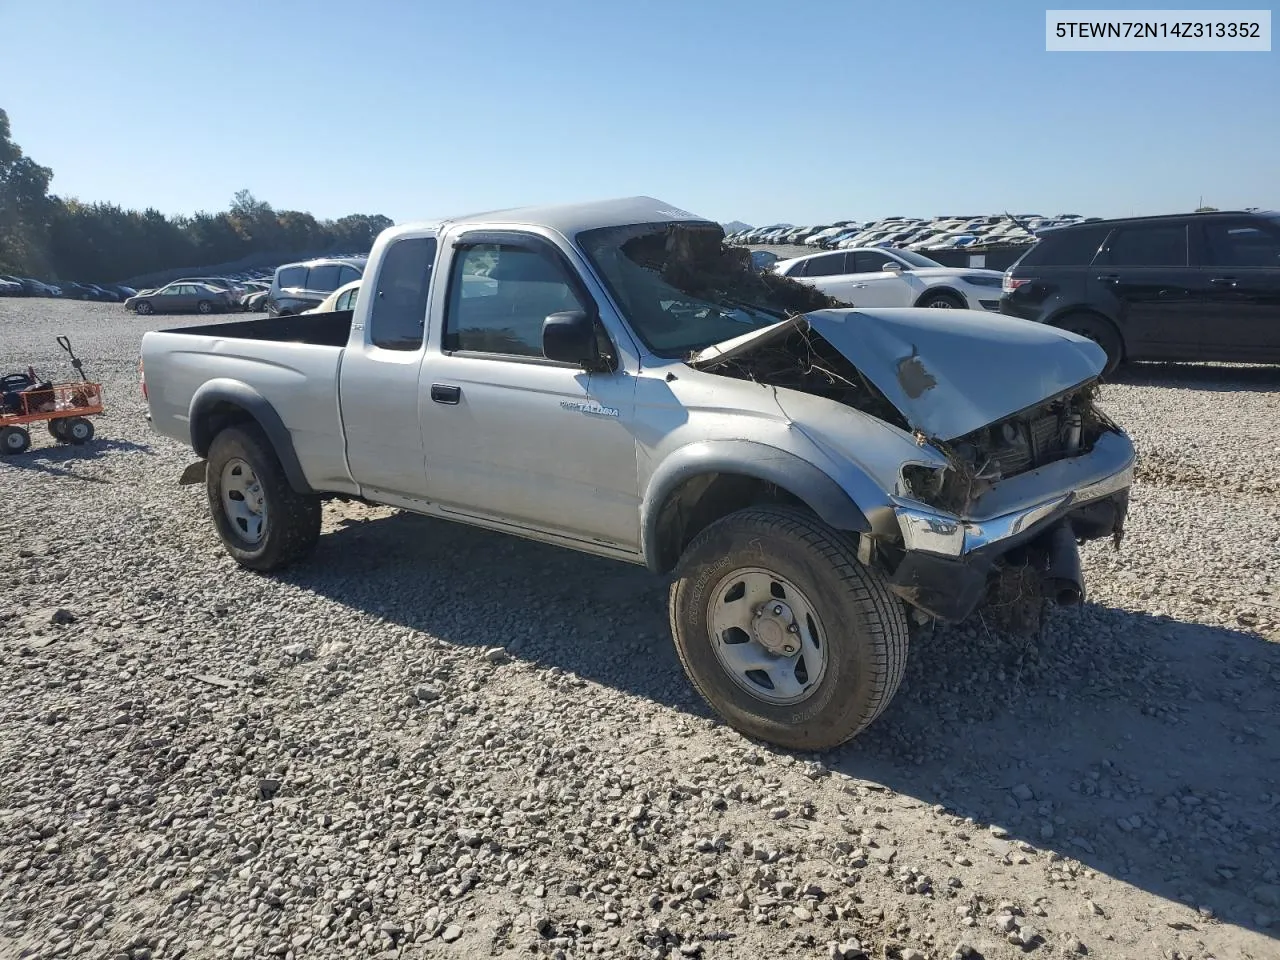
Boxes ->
[0,108,393,284]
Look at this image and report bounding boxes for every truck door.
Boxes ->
[337,234,438,502]
[419,230,641,551]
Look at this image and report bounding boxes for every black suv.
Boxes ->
[1000,211,1280,372]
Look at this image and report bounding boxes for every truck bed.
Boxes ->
[142,309,357,494]
[171,309,353,347]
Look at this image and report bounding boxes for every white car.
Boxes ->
[301,279,361,314]
[773,247,1006,311]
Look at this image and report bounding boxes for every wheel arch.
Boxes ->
[188,379,313,493]
[1045,306,1127,360]
[640,440,872,574]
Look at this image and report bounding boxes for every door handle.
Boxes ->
[1095,274,1120,282]
[1209,277,1238,287]
[430,383,461,404]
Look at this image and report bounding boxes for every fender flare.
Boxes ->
[640,439,873,573]
[188,379,313,494]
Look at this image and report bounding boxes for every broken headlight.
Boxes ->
[900,463,948,502]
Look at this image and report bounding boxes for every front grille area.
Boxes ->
[958,406,1077,481]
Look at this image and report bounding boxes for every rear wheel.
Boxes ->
[669,506,909,750]
[1,426,31,455]
[206,424,321,571]
[48,418,69,442]
[64,417,94,444]
[1055,312,1122,375]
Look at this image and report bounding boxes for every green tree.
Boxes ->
[0,107,55,275]
[1,107,395,282]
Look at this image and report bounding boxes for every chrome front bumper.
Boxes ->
[892,432,1136,559]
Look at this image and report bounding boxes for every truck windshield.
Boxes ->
[577,221,838,358]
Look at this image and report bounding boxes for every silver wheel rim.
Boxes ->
[927,298,955,308]
[221,457,267,544]
[4,431,24,451]
[199,302,211,313]
[69,421,90,441]
[707,566,829,706]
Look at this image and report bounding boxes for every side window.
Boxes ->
[802,253,847,277]
[444,242,587,358]
[368,237,436,351]
[338,264,361,285]
[277,266,306,289]
[306,264,341,293]
[336,289,355,311]
[852,251,891,273]
[1203,222,1280,268]
[1024,225,1110,266]
[1102,225,1187,267]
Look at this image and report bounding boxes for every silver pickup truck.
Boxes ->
[141,197,1135,750]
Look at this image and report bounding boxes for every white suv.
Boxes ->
[773,247,1005,311]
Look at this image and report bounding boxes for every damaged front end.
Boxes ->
[691,312,1135,627]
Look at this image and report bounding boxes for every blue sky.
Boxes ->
[0,0,1275,226]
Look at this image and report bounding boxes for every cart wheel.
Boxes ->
[49,419,69,442]
[64,417,95,444]
[1,426,31,455]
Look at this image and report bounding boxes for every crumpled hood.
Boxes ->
[690,307,1106,441]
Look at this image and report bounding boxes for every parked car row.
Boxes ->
[120,255,368,315]
[727,213,1101,254]
[0,275,138,301]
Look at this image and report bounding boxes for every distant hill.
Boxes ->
[721,221,752,233]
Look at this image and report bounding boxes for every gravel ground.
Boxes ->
[2,298,1278,960]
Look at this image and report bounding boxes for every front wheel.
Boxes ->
[669,506,909,750]
[135,301,153,315]
[206,424,321,571]
[919,291,966,309]
[196,300,213,314]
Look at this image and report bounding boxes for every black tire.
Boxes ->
[918,290,966,309]
[0,426,31,455]
[135,301,153,315]
[197,300,213,314]
[48,418,69,442]
[64,417,94,444]
[206,423,321,571]
[669,506,909,751]
[1055,312,1122,376]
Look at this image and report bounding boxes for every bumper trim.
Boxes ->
[893,452,1135,559]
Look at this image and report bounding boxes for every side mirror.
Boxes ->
[542,310,600,367]
[881,261,903,273]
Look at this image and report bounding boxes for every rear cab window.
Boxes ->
[368,237,437,351]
